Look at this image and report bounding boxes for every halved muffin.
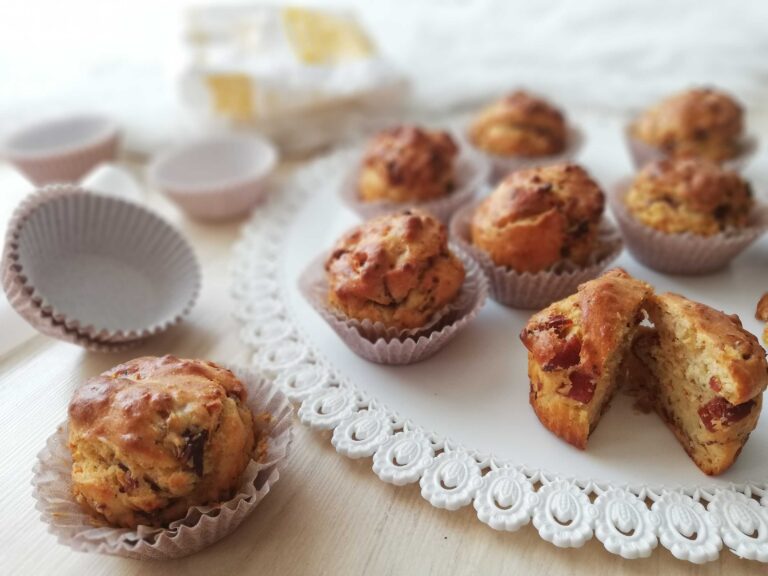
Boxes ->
[519,269,652,448]
[633,293,767,475]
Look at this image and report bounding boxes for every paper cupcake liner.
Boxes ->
[450,201,623,309]
[1,184,201,345]
[1,186,135,351]
[339,146,490,223]
[609,181,768,275]
[148,134,279,223]
[464,125,584,182]
[31,365,293,560]
[624,127,757,172]
[298,249,488,365]
[8,132,119,186]
[1,265,140,351]
[162,179,271,223]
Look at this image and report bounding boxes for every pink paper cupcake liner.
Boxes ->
[464,125,584,182]
[609,180,768,275]
[450,201,623,310]
[299,249,488,365]
[1,185,201,347]
[148,134,279,222]
[624,126,757,172]
[1,264,139,352]
[3,118,119,186]
[339,147,490,223]
[31,366,293,560]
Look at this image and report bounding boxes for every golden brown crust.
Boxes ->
[68,356,255,528]
[527,359,590,449]
[756,293,768,322]
[520,269,652,448]
[470,164,605,272]
[577,270,653,374]
[631,87,744,162]
[469,90,567,157]
[325,210,465,330]
[357,126,458,203]
[624,158,753,235]
[653,293,768,405]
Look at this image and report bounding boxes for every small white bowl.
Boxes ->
[149,134,278,222]
[2,114,119,185]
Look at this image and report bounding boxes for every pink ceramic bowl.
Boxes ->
[2,114,119,185]
[148,134,278,222]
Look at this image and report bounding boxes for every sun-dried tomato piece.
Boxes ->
[708,376,721,392]
[541,314,572,336]
[698,397,755,432]
[563,370,596,404]
[543,336,582,371]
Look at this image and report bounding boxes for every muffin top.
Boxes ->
[68,355,256,528]
[469,90,567,157]
[650,292,768,405]
[624,158,753,235]
[631,88,744,162]
[470,164,605,272]
[357,126,458,203]
[325,209,465,330]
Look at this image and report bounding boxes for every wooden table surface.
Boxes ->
[0,160,763,576]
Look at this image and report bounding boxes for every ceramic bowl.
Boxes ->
[148,134,278,222]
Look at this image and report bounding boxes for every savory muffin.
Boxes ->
[756,293,768,347]
[325,209,465,330]
[68,356,256,528]
[624,158,753,235]
[633,293,767,475]
[469,90,567,157]
[630,88,745,162]
[520,269,652,448]
[471,164,605,272]
[357,126,458,203]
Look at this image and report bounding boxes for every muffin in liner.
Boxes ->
[624,125,758,172]
[31,365,293,560]
[609,180,768,275]
[464,126,584,182]
[1,185,201,347]
[450,201,623,310]
[339,147,490,223]
[298,249,488,365]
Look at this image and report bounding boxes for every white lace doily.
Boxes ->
[230,150,768,564]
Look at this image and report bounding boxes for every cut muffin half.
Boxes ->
[520,269,652,448]
[632,293,767,475]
